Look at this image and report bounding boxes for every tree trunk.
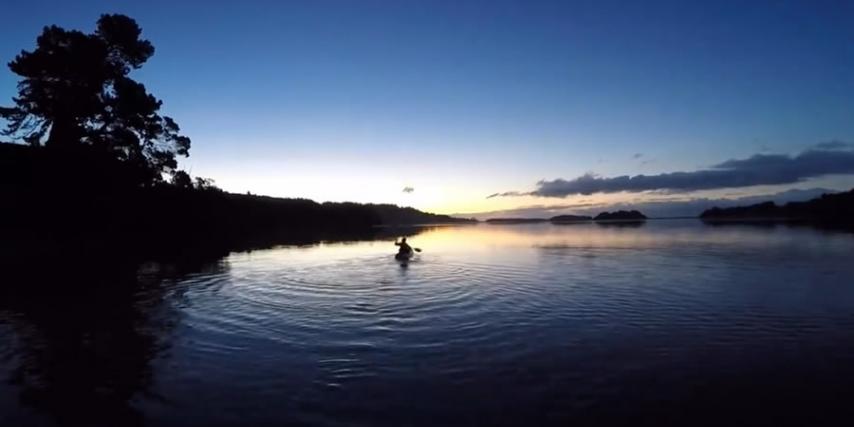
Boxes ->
[45,116,80,149]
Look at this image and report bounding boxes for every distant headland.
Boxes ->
[700,188,854,224]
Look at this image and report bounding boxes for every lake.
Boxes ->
[2,220,854,426]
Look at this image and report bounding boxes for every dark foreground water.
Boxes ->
[2,220,854,426]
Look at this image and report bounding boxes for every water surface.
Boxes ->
[2,220,854,426]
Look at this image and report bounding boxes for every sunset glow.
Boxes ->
[2,0,854,216]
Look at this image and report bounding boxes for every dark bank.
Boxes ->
[0,141,473,261]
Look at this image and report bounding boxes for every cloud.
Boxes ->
[486,191,526,199]
[402,186,414,193]
[632,153,643,159]
[814,140,853,151]
[492,146,854,198]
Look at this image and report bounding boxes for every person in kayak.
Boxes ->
[394,237,413,257]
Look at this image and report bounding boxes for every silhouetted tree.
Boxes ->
[0,14,190,185]
[194,176,219,191]
[171,170,193,189]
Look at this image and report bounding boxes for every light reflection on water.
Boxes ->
[2,220,854,426]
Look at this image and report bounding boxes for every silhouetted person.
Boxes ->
[395,237,413,256]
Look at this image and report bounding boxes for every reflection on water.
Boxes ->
[0,257,231,426]
[2,220,854,426]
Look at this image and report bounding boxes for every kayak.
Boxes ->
[395,252,413,261]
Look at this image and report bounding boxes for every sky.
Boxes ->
[2,0,854,216]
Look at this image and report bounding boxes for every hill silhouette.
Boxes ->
[369,204,476,225]
[700,188,854,224]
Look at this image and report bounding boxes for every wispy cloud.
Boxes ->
[486,190,526,199]
[491,145,854,198]
[814,140,854,151]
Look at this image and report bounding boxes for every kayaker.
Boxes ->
[394,237,413,256]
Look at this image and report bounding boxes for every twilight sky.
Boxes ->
[2,0,854,216]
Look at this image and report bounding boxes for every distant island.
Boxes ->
[700,188,854,224]
[486,210,648,224]
[593,210,648,221]
[486,218,549,224]
[550,214,593,223]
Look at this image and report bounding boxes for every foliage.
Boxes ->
[194,177,220,191]
[171,170,193,189]
[0,14,190,185]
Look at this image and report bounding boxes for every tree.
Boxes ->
[171,170,193,189]
[0,14,190,185]
[194,177,220,191]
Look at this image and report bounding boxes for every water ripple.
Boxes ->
[6,221,854,426]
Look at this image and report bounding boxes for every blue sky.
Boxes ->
[2,0,853,214]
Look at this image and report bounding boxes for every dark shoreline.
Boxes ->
[0,143,475,266]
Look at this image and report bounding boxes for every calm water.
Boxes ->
[2,220,854,426]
